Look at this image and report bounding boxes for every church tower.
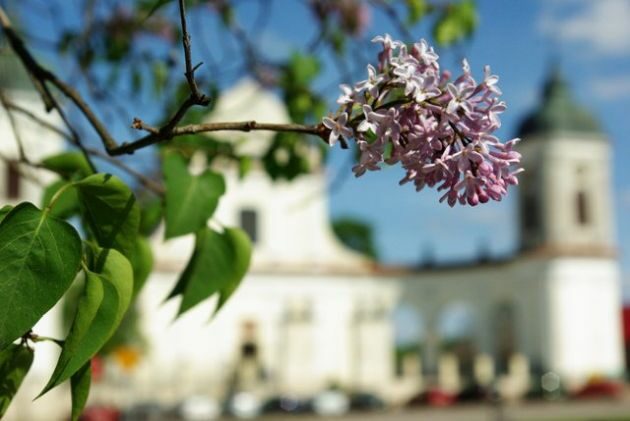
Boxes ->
[517,69,615,256]
[516,68,624,381]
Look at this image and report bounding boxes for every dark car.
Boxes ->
[349,392,385,411]
[261,395,313,415]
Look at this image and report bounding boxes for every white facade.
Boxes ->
[1,73,625,420]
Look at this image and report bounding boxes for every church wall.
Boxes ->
[211,167,370,272]
[546,257,624,383]
[134,270,399,401]
[399,258,555,377]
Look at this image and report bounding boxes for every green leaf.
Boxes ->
[131,69,142,93]
[139,199,163,236]
[263,133,311,181]
[129,236,153,297]
[238,156,252,180]
[0,344,34,417]
[152,62,168,96]
[433,0,477,46]
[288,52,321,86]
[0,202,82,350]
[40,247,133,396]
[0,205,13,224]
[42,180,80,219]
[163,153,225,239]
[166,227,252,316]
[41,152,93,180]
[140,0,174,21]
[70,362,91,421]
[406,0,428,26]
[215,228,252,312]
[332,217,378,259]
[75,174,140,259]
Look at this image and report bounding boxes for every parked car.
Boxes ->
[312,390,350,416]
[121,402,163,421]
[406,388,457,408]
[79,405,121,421]
[572,379,623,400]
[261,395,313,415]
[225,392,263,419]
[172,395,221,420]
[349,392,385,411]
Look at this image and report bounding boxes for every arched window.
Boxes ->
[5,161,20,199]
[239,208,258,243]
[576,191,589,226]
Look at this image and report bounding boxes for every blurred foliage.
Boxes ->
[433,0,477,46]
[332,216,378,259]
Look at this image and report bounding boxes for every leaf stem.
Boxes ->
[45,183,75,214]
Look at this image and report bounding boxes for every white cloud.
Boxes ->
[539,0,630,57]
[591,76,630,100]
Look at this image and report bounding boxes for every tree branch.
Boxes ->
[115,119,327,156]
[3,99,165,196]
[0,7,98,173]
[0,4,330,161]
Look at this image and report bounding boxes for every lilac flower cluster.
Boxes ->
[322,34,522,207]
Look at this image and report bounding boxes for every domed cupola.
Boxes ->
[517,69,601,139]
[517,67,614,255]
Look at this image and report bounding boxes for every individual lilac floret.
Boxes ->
[322,113,353,147]
[321,34,522,207]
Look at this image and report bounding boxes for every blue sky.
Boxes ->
[321,1,630,278]
[245,0,630,292]
[13,1,630,293]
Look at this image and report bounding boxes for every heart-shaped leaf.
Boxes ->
[129,236,153,298]
[163,153,225,239]
[42,180,80,219]
[70,362,91,421]
[215,228,252,312]
[0,202,82,350]
[75,174,140,259]
[0,344,34,417]
[166,227,251,316]
[41,151,93,180]
[0,205,13,224]
[40,247,133,396]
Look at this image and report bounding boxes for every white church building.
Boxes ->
[0,42,625,419]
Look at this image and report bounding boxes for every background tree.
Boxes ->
[333,216,379,260]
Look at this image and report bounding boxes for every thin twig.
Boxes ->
[2,97,73,139]
[3,99,165,195]
[178,0,209,104]
[0,7,98,173]
[0,4,330,160]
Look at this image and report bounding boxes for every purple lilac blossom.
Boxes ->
[323,34,523,207]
